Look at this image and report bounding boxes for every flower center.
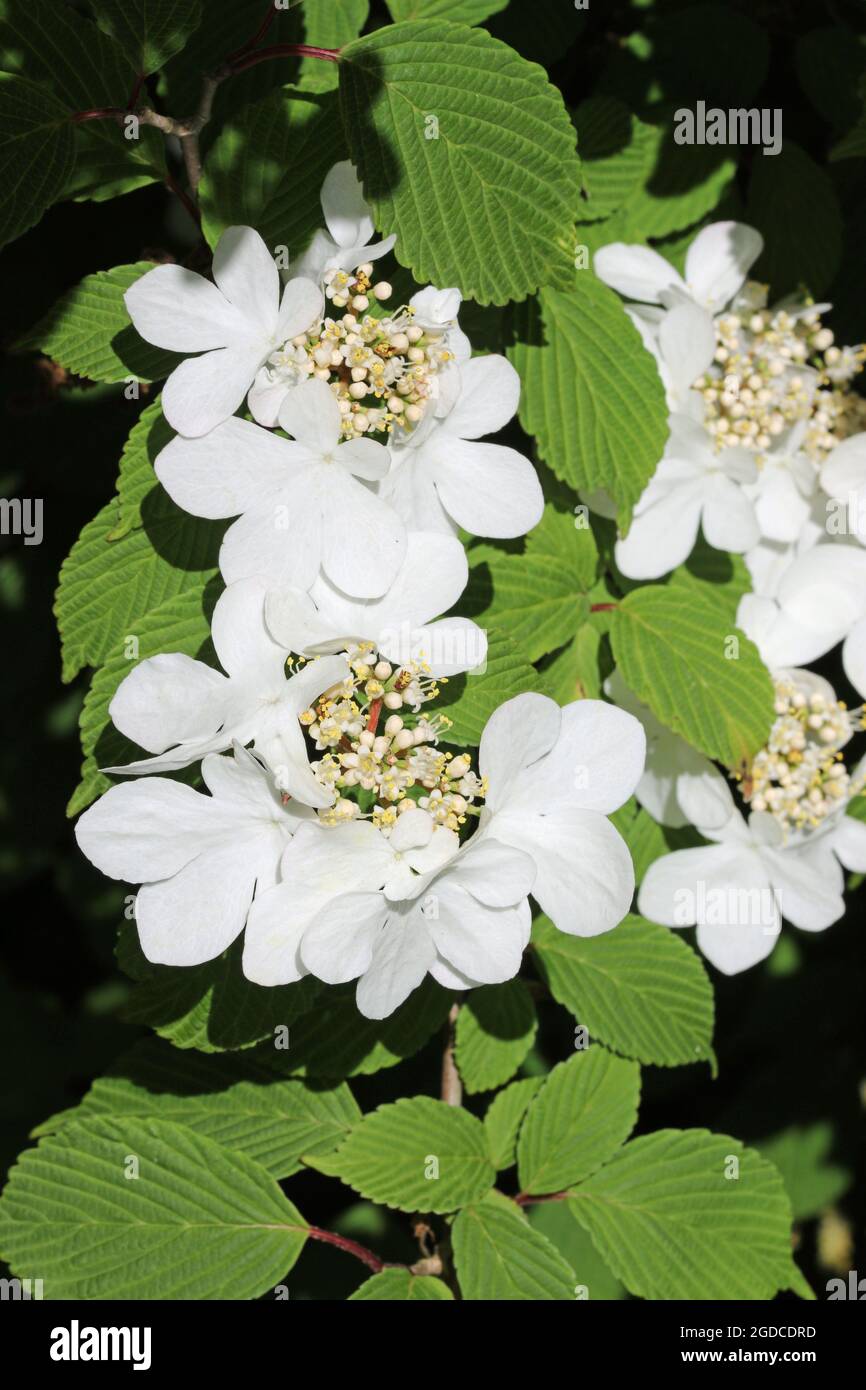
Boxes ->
[691,283,866,467]
[295,643,486,834]
[736,674,866,839]
[263,265,456,443]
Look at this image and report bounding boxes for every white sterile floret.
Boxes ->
[604,668,725,829]
[595,221,764,314]
[124,226,323,437]
[75,743,315,968]
[615,413,760,579]
[638,767,866,976]
[241,691,644,1018]
[264,529,487,677]
[155,377,406,599]
[821,431,866,546]
[382,354,544,539]
[289,161,396,286]
[737,542,866,670]
[103,576,349,808]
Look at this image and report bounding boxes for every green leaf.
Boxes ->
[486,0,587,68]
[200,86,348,253]
[455,981,537,1093]
[33,1038,360,1180]
[757,1123,852,1222]
[539,625,603,705]
[575,95,654,221]
[68,584,216,817]
[509,276,667,529]
[118,927,322,1054]
[748,141,843,296]
[0,1118,308,1299]
[517,1048,639,1195]
[483,1076,544,1170]
[569,1129,795,1301]
[113,399,175,538]
[55,478,221,685]
[277,977,453,1078]
[610,582,775,769]
[15,264,181,384]
[350,1269,455,1299]
[298,0,370,91]
[618,122,736,240]
[437,629,536,747]
[313,1096,495,1213]
[470,507,598,663]
[532,913,715,1068]
[668,536,752,620]
[339,21,580,304]
[387,0,508,22]
[794,28,866,131]
[452,1193,576,1300]
[0,74,76,250]
[528,1200,625,1299]
[90,0,203,75]
[0,0,165,190]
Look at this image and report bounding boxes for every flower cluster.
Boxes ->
[597,221,866,974]
[75,161,645,1019]
[739,672,865,838]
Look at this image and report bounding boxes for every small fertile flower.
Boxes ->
[156,378,406,598]
[264,529,487,676]
[595,221,764,314]
[382,354,544,539]
[75,744,314,967]
[104,577,349,807]
[290,161,396,286]
[638,764,864,975]
[124,227,323,437]
[615,413,759,579]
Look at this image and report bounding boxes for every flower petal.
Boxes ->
[156,417,292,518]
[356,907,436,1019]
[109,653,230,755]
[321,475,406,598]
[432,438,544,539]
[480,692,562,811]
[594,242,686,304]
[684,221,764,312]
[212,226,280,338]
[444,355,520,439]
[161,344,266,438]
[278,376,341,452]
[124,263,246,351]
[136,839,260,966]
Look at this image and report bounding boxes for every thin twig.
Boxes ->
[441,1003,463,1107]
[514,1191,570,1207]
[305,1226,387,1273]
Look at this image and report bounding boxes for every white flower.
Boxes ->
[737,542,866,669]
[382,354,544,538]
[604,669,723,829]
[242,691,645,1018]
[820,431,866,545]
[75,744,314,967]
[104,577,349,807]
[265,530,487,676]
[124,227,323,437]
[638,773,863,974]
[242,808,535,1019]
[615,413,759,579]
[477,693,645,937]
[409,286,471,363]
[594,221,764,314]
[290,161,396,284]
[744,421,819,544]
[643,299,717,414]
[155,377,406,598]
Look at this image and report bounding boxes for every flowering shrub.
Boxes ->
[0,0,863,1305]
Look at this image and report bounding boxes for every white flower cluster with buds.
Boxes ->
[75,161,646,1019]
[597,223,866,974]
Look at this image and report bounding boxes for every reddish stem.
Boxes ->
[306,1226,386,1273]
[127,73,146,111]
[70,107,125,123]
[228,42,340,75]
[515,1191,571,1207]
[366,698,383,734]
[165,172,202,228]
[590,602,619,613]
[225,0,280,62]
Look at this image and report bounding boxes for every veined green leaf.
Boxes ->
[455,980,537,1093]
[452,1192,575,1300]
